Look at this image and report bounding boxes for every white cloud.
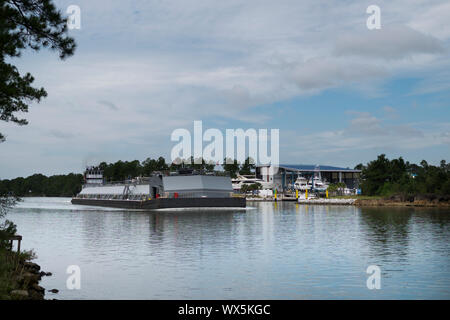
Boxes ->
[281,113,449,167]
[334,25,444,60]
[1,0,450,178]
[290,57,387,92]
[409,2,450,40]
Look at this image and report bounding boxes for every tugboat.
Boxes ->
[71,167,246,209]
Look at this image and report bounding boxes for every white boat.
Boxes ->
[308,177,329,191]
[294,176,310,191]
[232,175,272,191]
[307,165,329,192]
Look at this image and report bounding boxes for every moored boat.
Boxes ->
[294,176,310,191]
[231,174,273,191]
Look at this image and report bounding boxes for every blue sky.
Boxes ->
[1,0,449,178]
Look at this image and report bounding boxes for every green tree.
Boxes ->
[156,156,169,171]
[0,0,76,142]
[189,157,214,172]
[142,157,169,175]
[327,182,346,194]
[0,173,83,197]
[360,154,392,195]
[223,158,240,178]
[203,160,215,172]
[360,154,449,197]
[239,157,255,175]
[1,0,76,241]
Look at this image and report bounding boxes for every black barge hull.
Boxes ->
[71,197,246,209]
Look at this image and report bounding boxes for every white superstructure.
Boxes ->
[84,166,103,185]
[231,175,273,191]
[308,166,329,191]
[77,167,235,201]
[294,176,310,191]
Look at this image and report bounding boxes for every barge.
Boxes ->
[71,167,246,209]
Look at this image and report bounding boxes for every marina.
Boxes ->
[231,164,362,203]
[256,164,361,191]
[72,164,362,209]
[71,163,366,209]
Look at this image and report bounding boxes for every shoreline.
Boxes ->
[354,198,450,208]
[1,250,54,300]
[16,195,450,208]
[247,198,450,207]
[11,260,46,300]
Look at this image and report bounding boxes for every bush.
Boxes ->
[0,220,17,250]
[240,183,262,194]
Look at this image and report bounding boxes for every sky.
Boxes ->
[1,0,450,179]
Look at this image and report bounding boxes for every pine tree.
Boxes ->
[0,0,76,142]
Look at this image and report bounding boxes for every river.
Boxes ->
[7,197,450,299]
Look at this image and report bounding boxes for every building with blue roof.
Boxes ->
[256,164,361,191]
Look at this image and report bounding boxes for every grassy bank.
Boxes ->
[354,197,450,207]
[329,195,383,200]
[0,248,45,300]
[329,194,450,207]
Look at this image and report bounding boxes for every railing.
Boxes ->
[5,235,22,253]
[75,194,148,201]
[75,191,236,201]
[84,171,231,187]
[84,179,152,187]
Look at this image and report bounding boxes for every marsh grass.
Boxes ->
[0,248,36,299]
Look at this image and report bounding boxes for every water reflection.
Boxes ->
[8,198,450,299]
[359,207,413,260]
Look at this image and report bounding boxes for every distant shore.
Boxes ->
[354,198,450,208]
[247,195,450,207]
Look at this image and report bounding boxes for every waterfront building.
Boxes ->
[256,164,361,191]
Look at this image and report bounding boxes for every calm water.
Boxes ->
[6,197,450,299]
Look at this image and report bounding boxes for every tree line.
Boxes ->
[97,156,255,182]
[0,173,84,197]
[356,155,450,196]
[1,155,448,197]
[0,156,256,196]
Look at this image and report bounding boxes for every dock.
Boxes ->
[245,194,357,205]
